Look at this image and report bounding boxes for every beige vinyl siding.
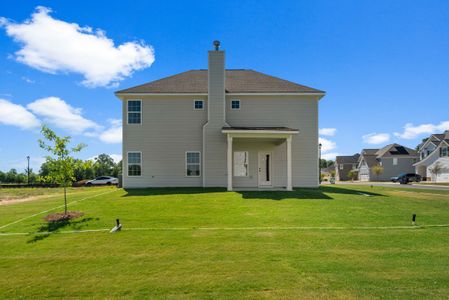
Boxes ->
[226,95,319,187]
[122,96,207,188]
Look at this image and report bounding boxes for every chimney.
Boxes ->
[203,41,227,187]
[208,40,225,123]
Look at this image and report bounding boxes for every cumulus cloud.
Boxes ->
[99,119,122,144]
[319,137,336,153]
[0,98,40,129]
[362,133,390,145]
[27,97,101,134]
[0,6,155,87]
[394,121,449,140]
[319,128,337,137]
[321,152,339,160]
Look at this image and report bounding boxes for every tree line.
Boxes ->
[0,153,121,184]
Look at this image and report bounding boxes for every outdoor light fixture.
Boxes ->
[213,40,220,51]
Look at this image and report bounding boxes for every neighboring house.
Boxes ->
[357,144,418,181]
[115,41,325,190]
[321,165,335,182]
[335,154,359,181]
[414,131,449,182]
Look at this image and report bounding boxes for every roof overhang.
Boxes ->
[222,127,299,139]
[115,92,325,98]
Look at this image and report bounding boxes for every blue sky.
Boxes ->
[1,1,449,171]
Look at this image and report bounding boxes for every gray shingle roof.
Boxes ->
[336,154,360,164]
[116,69,324,94]
[375,143,418,158]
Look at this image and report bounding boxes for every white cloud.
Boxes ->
[27,97,101,134]
[321,152,339,160]
[362,133,390,145]
[0,98,40,129]
[109,154,122,163]
[99,119,122,144]
[394,121,449,140]
[1,6,155,87]
[319,128,337,137]
[21,76,35,83]
[319,137,336,153]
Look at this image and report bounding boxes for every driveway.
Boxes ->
[332,181,449,191]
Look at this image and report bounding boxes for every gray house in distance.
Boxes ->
[357,144,418,181]
[335,154,360,181]
[115,41,325,190]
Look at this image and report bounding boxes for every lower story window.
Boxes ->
[186,152,200,176]
[128,152,141,176]
[234,151,249,176]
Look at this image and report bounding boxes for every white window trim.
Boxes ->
[339,164,344,170]
[393,158,398,166]
[233,151,249,177]
[185,151,201,177]
[127,151,142,177]
[193,99,204,110]
[127,99,142,125]
[230,99,240,110]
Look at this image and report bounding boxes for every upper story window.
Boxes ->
[127,100,141,124]
[231,100,240,110]
[234,151,249,177]
[393,158,398,165]
[339,164,344,170]
[186,152,201,177]
[128,152,142,176]
[194,100,204,110]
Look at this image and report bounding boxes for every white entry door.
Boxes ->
[258,152,272,187]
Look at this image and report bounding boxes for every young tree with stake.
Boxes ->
[38,125,86,215]
[372,164,384,182]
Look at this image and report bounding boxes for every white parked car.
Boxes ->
[85,176,118,186]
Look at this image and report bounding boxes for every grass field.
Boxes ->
[1,185,449,299]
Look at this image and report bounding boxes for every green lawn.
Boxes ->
[1,185,449,299]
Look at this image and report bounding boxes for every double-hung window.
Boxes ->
[231,100,240,110]
[128,152,142,176]
[186,152,201,177]
[128,100,141,124]
[194,100,204,110]
[234,151,249,177]
[393,158,398,165]
[442,147,448,157]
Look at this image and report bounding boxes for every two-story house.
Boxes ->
[414,131,449,182]
[335,154,360,181]
[357,144,418,181]
[115,42,325,190]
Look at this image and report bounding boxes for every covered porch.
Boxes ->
[222,127,299,191]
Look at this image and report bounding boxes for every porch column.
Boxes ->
[286,135,293,191]
[227,135,233,191]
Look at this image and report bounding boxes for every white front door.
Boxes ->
[258,152,272,187]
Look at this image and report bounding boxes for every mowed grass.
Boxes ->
[1,185,449,299]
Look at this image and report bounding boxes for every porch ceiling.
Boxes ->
[222,126,299,138]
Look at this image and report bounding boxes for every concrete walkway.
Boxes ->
[330,181,449,191]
